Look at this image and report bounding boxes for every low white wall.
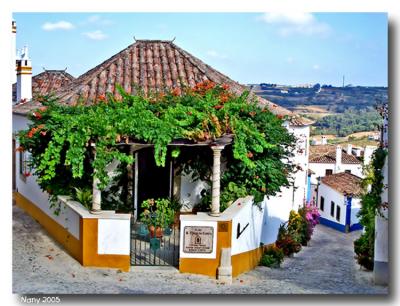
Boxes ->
[58,196,131,256]
[229,196,266,255]
[98,219,131,255]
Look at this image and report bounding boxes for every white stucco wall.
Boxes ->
[98,218,131,255]
[309,162,362,184]
[179,172,209,212]
[317,183,347,225]
[350,198,362,226]
[230,197,266,255]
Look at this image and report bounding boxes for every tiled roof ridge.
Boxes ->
[321,172,363,196]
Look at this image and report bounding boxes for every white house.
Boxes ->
[317,172,363,232]
[12,20,313,277]
[309,144,363,184]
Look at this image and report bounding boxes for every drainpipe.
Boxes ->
[345,195,352,233]
[209,145,225,217]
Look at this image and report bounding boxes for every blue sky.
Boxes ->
[13,12,388,86]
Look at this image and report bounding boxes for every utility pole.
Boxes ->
[342,75,345,88]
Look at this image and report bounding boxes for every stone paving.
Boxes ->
[12,204,388,294]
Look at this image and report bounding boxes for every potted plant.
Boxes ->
[140,198,175,238]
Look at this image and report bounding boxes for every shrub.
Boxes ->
[276,223,302,256]
[260,245,284,268]
[354,233,374,270]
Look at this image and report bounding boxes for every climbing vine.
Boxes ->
[354,147,387,270]
[17,81,296,210]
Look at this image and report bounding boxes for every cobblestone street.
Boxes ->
[13,204,388,294]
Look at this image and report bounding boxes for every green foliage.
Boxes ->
[313,109,381,137]
[354,233,374,270]
[260,245,285,268]
[73,187,92,210]
[18,81,295,212]
[100,159,132,213]
[140,198,175,228]
[275,223,302,256]
[220,182,248,211]
[287,210,308,245]
[354,147,387,270]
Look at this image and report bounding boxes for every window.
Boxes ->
[336,205,341,222]
[345,170,351,174]
[320,196,325,211]
[330,201,335,217]
[325,169,333,176]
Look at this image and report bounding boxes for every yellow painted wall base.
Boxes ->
[232,247,263,277]
[14,192,82,264]
[179,220,232,278]
[14,192,130,272]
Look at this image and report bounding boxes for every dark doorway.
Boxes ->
[136,147,171,215]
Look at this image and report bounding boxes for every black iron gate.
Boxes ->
[130,222,180,266]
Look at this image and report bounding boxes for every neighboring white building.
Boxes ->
[317,172,363,232]
[309,144,372,184]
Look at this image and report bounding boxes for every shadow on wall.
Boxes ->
[261,204,287,245]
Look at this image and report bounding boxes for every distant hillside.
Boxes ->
[311,109,381,137]
[251,83,388,113]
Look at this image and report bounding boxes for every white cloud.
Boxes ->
[85,15,113,26]
[258,13,331,37]
[42,21,75,31]
[206,50,228,59]
[82,30,108,40]
[313,64,320,70]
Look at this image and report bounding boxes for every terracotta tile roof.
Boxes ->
[321,172,363,197]
[12,40,310,125]
[309,145,361,164]
[13,70,75,115]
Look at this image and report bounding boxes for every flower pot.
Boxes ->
[148,225,163,238]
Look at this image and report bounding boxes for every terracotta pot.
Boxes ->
[148,225,163,238]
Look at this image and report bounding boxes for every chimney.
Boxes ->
[363,146,376,166]
[335,145,342,173]
[11,20,17,85]
[16,45,32,102]
[346,143,353,155]
[321,136,327,145]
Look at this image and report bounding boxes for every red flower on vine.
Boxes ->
[15,146,24,152]
[32,112,42,119]
[247,152,254,158]
[276,114,284,120]
[214,105,223,110]
[171,88,181,96]
[222,83,230,90]
[24,171,31,177]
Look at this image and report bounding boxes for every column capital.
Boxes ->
[211,145,225,152]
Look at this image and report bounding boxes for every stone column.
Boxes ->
[209,145,224,217]
[91,175,101,213]
[91,146,101,214]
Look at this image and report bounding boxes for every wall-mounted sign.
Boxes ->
[183,226,214,254]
